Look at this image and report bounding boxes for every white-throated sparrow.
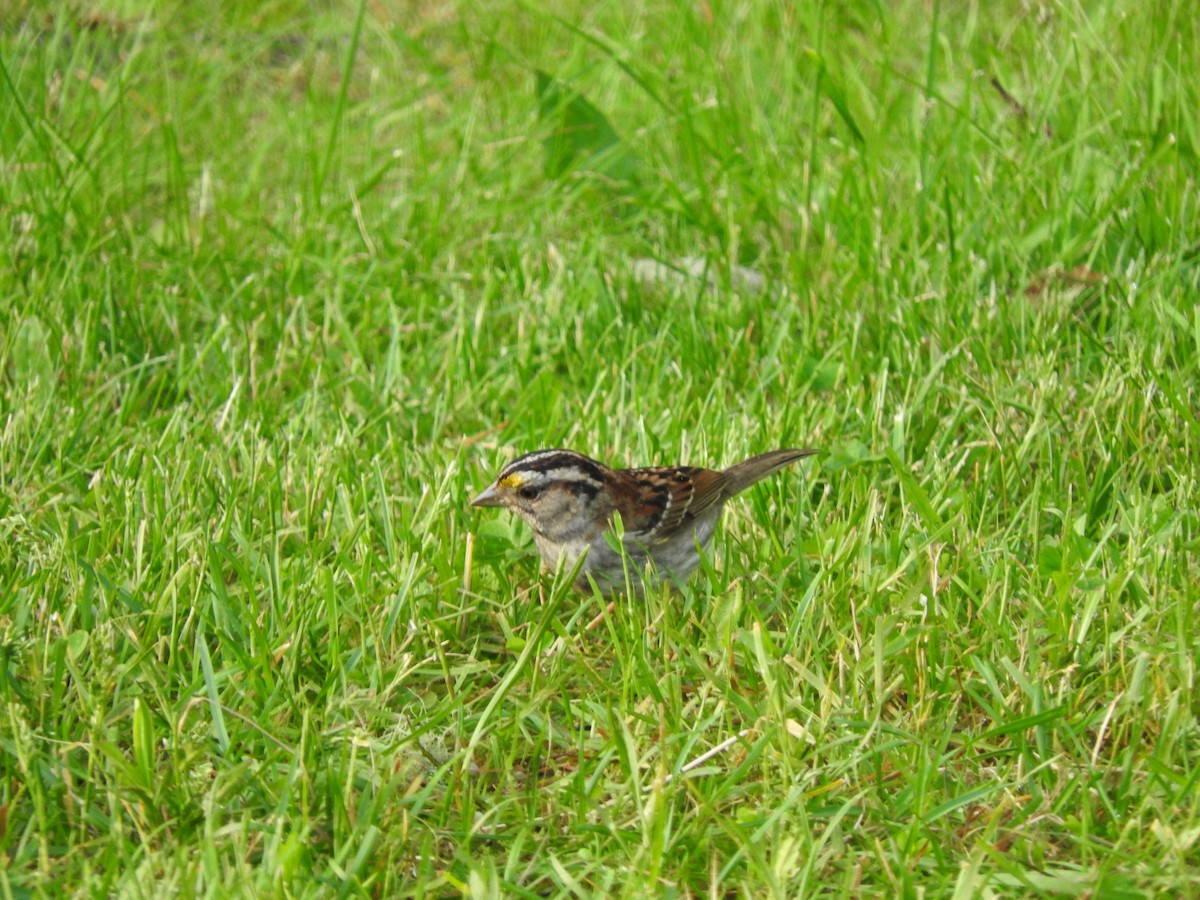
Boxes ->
[470,448,817,595]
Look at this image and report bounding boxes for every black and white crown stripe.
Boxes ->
[499,449,608,497]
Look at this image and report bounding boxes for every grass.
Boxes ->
[1,0,1198,895]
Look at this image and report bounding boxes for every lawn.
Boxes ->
[2,0,1198,895]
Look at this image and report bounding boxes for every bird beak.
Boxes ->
[470,484,505,508]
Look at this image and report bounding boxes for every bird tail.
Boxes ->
[722,448,818,497]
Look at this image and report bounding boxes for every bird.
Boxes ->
[470,448,817,595]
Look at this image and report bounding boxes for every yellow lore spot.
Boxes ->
[498,473,525,489]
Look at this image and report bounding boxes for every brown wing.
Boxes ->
[626,466,728,542]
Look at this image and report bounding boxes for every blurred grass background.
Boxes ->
[1,0,1198,895]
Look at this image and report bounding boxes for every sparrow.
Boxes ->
[471,448,816,594]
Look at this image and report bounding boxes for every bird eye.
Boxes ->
[518,485,541,500]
